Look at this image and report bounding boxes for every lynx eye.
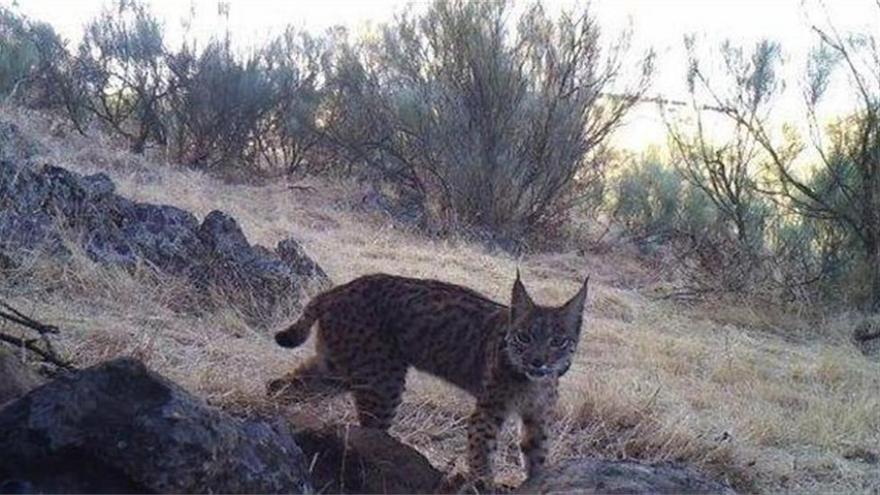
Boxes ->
[514,333,533,345]
[550,336,570,348]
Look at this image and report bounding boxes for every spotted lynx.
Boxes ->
[269,272,589,488]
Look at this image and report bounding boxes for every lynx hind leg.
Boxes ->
[267,354,346,400]
[350,357,407,430]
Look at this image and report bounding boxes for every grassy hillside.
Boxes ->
[2,106,878,493]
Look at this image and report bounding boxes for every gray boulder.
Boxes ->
[0,160,329,327]
[515,458,736,495]
[0,358,312,494]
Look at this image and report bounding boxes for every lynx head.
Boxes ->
[505,270,589,381]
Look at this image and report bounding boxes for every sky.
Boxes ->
[4,0,880,151]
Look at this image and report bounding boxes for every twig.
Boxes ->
[0,301,59,335]
[0,333,74,370]
[0,299,73,371]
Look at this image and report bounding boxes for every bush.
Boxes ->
[166,38,274,168]
[76,0,169,153]
[7,0,653,245]
[254,28,325,175]
[164,28,325,174]
[613,153,685,247]
[613,152,776,293]
[0,7,38,98]
[320,0,653,238]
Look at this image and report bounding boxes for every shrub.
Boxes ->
[0,7,38,99]
[254,28,325,175]
[76,0,170,153]
[612,152,775,293]
[320,0,653,238]
[613,153,685,247]
[166,37,274,169]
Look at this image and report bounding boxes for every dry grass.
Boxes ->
[2,106,879,493]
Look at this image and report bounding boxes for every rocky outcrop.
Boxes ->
[0,347,43,407]
[515,458,736,495]
[0,358,312,494]
[0,160,329,327]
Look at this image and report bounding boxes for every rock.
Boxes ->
[198,210,252,259]
[116,202,206,272]
[515,458,736,495]
[0,347,44,407]
[277,238,329,284]
[290,413,444,494]
[0,358,312,494]
[79,172,116,200]
[0,160,329,327]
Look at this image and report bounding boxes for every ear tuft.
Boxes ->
[510,269,534,320]
[563,275,589,328]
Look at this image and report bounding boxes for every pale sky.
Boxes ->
[5,0,880,151]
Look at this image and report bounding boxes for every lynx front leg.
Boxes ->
[467,400,506,489]
[520,411,548,479]
[520,383,557,479]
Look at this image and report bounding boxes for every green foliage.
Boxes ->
[0,7,38,98]
[614,154,684,242]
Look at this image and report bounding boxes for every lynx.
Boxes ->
[269,271,589,488]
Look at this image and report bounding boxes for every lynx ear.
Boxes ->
[510,268,534,321]
[562,276,589,330]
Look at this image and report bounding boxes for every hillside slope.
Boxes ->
[1,106,878,493]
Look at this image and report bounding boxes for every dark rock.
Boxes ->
[278,238,329,284]
[80,173,115,200]
[117,203,205,273]
[0,478,33,494]
[0,160,329,327]
[0,347,44,407]
[198,211,252,261]
[515,458,736,495]
[290,413,443,494]
[0,358,312,494]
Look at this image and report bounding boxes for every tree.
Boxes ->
[663,39,777,290]
[688,4,880,310]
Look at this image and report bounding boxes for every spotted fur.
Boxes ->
[269,271,589,487]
